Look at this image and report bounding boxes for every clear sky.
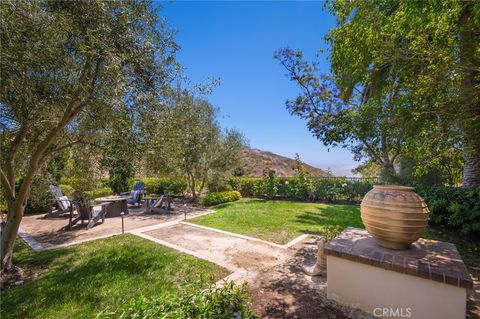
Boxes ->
[159,0,357,176]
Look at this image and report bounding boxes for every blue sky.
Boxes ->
[159,1,357,176]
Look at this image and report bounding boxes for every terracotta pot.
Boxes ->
[360,185,429,249]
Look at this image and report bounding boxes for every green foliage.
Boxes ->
[203,191,241,207]
[261,169,278,199]
[230,177,374,203]
[100,108,140,194]
[228,177,263,197]
[325,0,480,186]
[130,178,187,196]
[321,225,343,243]
[107,161,134,194]
[416,186,480,235]
[85,187,113,199]
[232,166,246,177]
[146,90,245,198]
[0,0,179,269]
[59,184,74,197]
[23,177,54,215]
[207,173,233,193]
[99,281,257,319]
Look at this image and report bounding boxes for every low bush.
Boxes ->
[203,191,241,206]
[24,178,54,215]
[85,187,113,199]
[228,177,262,197]
[59,184,112,199]
[415,185,480,236]
[99,281,258,319]
[59,184,74,196]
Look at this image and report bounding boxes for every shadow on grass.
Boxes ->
[210,198,267,210]
[294,205,363,229]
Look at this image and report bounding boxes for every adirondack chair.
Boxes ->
[149,194,173,213]
[121,181,145,206]
[64,191,107,230]
[45,185,72,218]
[149,186,174,214]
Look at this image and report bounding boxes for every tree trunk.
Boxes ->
[188,173,197,199]
[380,161,398,184]
[198,177,206,197]
[1,202,26,273]
[460,1,480,187]
[462,147,480,187]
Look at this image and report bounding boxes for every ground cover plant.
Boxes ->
[1,235,229,319]
[99,281,258,319]
[190,199,479,267]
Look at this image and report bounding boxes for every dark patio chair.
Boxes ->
[64,191,107,230]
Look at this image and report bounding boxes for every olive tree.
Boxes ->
[146,90,245,199]
[0,0,178,273]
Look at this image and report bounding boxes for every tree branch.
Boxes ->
[6,123,28,189]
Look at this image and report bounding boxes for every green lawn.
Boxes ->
[191,199,479,268]
[192,199,363,244]
[1,234,229,319]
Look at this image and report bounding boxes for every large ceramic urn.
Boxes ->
[360,185,429,250]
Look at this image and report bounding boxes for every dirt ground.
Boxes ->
[146,224,292,271]
[20,202,208,248]
[147,224,374,319]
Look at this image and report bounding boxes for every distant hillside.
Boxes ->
[238,148,332,178]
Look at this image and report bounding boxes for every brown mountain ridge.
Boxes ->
[239,148,332,178]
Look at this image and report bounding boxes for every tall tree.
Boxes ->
[326,0,480,187]
[0,0,178,274]
[147,90,245,199]
[274,48,413,182]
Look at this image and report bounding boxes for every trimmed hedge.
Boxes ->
[59,185,112,199]
[416,185,480,235]
[228,177,373,202]
[203,191,241,206]
[85,187,113,199]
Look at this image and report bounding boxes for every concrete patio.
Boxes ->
[19,201,212,249]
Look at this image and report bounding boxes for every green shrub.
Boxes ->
[203,191,241,206]
[24,178,53,215]
[207,174,233,193]
[98,281,258,319]
[59,184,74,196]
[59,184,111,199]
[85,187,113,199]
[229,177,262,197]
[415,185,480,235]
[229,177,374,203]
